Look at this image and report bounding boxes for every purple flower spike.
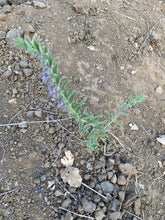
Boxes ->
[57,101,62,108]
[52,93,56,99]
[48,89,53,96]
[42,75,49,82]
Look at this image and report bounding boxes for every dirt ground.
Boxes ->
[0,0,165,219]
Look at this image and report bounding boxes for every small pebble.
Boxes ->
[34,110,42,118]
[117,175,127,185]
[155,85,163,94]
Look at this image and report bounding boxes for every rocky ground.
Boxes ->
[0,0,165,219]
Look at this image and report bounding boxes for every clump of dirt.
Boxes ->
[0,0,165,219]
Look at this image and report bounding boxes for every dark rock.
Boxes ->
[94,160,104,169]
[112,184,119,198]
[82,198,96,213]
[108,211,121,220]
[101,181,114,194]
[108,198,121,211]
[8,0,28,4]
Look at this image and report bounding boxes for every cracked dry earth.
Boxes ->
[0,0,165,219]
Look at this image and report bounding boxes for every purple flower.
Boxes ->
[57,100,62,108]
[42,75,49,82]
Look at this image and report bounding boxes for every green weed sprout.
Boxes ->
[15,35,145,151]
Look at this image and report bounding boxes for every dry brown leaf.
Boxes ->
[60,167,82,188]
[61,150,74,167]
[118,163,137,175]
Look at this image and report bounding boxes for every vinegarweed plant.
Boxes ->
[15,35,145,151]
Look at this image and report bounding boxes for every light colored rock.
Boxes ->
[47,180,55,189]
[0,13,7,21]
[157,135,165,146]
[111,174,117,184]
[155,85,163,94]
[23,68,33,77]
[117,175,127,185]
[1,70,11,80]
[34,110,42,118]
[118,163,137,175]
[90,95,99,104]
[6,29,24,47]
[8,98,17,105]
[33,1,47,9]
[18,121,27,128]
[20,60,28,68]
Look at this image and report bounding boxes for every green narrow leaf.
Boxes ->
[83,106,88,115]
[105,110,113,120]
[58,76,67,87]
[81,124,91,134]
[113,120,123,128]
[68,91,79,103]
[52,62,59,75]
[44,43,49,54]
[74,100,85,113]
[62,80,71,91]
[78,121,84,134]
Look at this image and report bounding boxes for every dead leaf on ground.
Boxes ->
[61,167,82,188]
[118,163,137,175]
[61,150,74,167]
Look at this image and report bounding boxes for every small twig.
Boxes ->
[157,44,165,58]
[123,209,144,220]
[31,108,58,115]
[59,207,94,219]
[131,18,165,61]
[114,11,136,21]
[0,104,8,111]
[104,143,116,156]
[108,131,127,150]
[0,141,6,163]
[82,182,108,200]
[0,117,73,127]
[0,188,18,197]
[8,102,32,124]
[122,6,145,11]
[54,177,78,202]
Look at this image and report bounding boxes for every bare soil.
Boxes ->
[0,0,165,219]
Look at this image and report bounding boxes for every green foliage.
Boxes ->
[15,34,146,151]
